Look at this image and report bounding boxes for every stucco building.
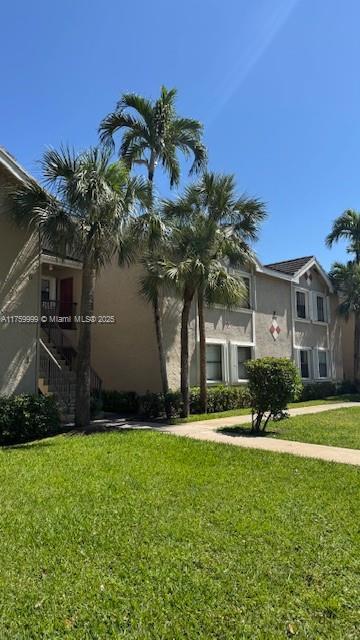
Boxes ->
[0,147,353,418]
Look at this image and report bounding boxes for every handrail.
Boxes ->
[39,338,61,369]
[41,318,102,395]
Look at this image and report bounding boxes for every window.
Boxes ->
[206,344,223,382]
[316,295,326,322]
[299,350,310,379]
[296,290,307,319]
[318,351,328,378]
[237,346,252,380]
[41,279,50,302]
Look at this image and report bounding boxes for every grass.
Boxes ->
[171,394,360,424]
[220,406,360,449]
[0,431,359,638]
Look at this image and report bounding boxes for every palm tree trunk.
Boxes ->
[75,257,96,428]
[147,152,169,409]
[148,151,157,183]
[153,292,171,417]
[354,310,360,388]
[181,286,194,418]
[198,288,207,413]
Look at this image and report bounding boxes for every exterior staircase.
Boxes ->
[39,321,101,424]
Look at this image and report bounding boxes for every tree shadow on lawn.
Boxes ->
[1,418,149,451]
[65,415,155,437]
[217,425,279,438]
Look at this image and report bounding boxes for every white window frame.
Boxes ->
[205,339,228,384]
[314,348,330,380]
[312,291,328,324]
[295,287,310,322]
[228,269,253,312]
[229,341,254,383]
[41,276,57,301]
[295,346,312,380]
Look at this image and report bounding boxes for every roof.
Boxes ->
[0,146,32,183]
[264,256,314,276]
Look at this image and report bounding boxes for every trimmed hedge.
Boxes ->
[190,385,251,414]
[300,380,357,400]
[101,377,356,422]
[101,385,251,420]
[138,385,250,419]
[101,390,140,414]
[0,395,61,445]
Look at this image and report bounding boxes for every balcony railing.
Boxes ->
[41,301,102,396]
[41,299,77,330]
[41,238,82,263]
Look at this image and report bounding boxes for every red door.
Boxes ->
[59,278,73,320]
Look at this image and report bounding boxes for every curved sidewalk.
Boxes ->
[158,402,360,466]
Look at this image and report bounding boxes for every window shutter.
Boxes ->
[313,349,319,379]
[220,343,228,383]
[229,344,238,383]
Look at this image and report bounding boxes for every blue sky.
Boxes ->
[1,0,360,269]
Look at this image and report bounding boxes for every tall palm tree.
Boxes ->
[164,173,267,416]
[10,147,148,428]
[99,86,207,185]
[326,209,360,263]
[329,261,360,384]
[99,86,207,398]
[327,209,360,386]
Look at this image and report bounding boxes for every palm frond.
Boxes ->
[98,111,141,150]
[116,93,154,129]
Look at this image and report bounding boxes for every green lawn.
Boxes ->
[171,394,360,424]
[0,431,359,638]
[220,407,360,449]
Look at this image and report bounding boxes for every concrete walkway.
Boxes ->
[91,402,360,466]
[157,402,360,467]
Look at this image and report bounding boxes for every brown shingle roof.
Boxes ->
[264,256,314,276]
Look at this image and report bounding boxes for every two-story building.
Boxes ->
[0,147,349,418]
[92,254,343,393]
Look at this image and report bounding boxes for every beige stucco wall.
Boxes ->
[92,261,161,393]
[254,273,293,358]
[0,167,40,395]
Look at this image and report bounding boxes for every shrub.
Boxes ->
[140,391,165,420]
[246,357,303,432]
[338,379,357,395]
[0,394,61,445]
[190,385,251,414]
[300,381,336,401]
[101,390,140,414]
[102,384,251,420]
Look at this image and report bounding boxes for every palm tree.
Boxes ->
[99,86,207,398]
[326,209,360,263]
[329,261,360,384]
[10,147,148,428]
[99,86,207,185]
[164,173,267,416]
[327,210,360,386]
